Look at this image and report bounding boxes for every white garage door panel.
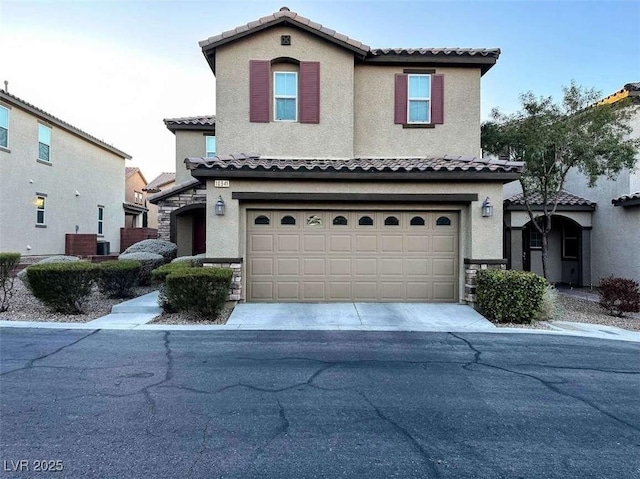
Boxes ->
[247,211,459,302]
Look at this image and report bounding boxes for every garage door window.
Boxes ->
[384,216,399,226]
[359,215,374,226]
[333,215,348,226]
[255,215,270,225]
[410,216,425,226]
[436,216,451,226]
[281,215,296,225]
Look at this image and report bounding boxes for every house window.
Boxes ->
[529,230,543,249]
[359,216,374,226]
[281,215,296,225]
[206,136,216,157]
[274,72,297,121]
[134,191,143,204]
[35,195,46,225]
[333,215,348,226]
[410,216,425,226]
[408,74,431,123]
[563,222,580,259]
[255,215,270,225]
[97,206,104,235]
[38,123,51,162]
[436,216,451,226]
[384,216,399,226]
[0,105,8,148]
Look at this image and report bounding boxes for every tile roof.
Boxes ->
[625,82,640,91]
[144,172,176,192]
[505,190,595,207]
[147,177,202,204]
[163,116,216,133]
[370,48,501,58]
[0,89,131,159]
[612,191,640,207]
[185,154,524,174]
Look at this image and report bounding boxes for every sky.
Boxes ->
[1,0,639,181]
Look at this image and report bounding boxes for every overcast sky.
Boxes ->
[1,0,638,181]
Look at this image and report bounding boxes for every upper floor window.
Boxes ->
[38,124,51,162]
[97,206,104,235]
[206,136,216,157]
[134,191,143,205]
[408,74,431,123]
[274,72,297,121]
[0,105,8,148]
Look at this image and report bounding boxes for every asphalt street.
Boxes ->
[1,328,639,478]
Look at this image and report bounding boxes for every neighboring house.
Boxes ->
[124,167,150,228]
[0,89,130,257]
[148,116,215,257]
[503,82,640,286]
[143,171,176,230]
[150,7,524,304]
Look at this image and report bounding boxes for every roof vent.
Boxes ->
[279,6,290,11]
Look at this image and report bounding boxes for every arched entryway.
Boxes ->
[170,203,206,256]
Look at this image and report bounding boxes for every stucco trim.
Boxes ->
[231,192,479,203]
[362,55,498,75]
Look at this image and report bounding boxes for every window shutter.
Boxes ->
[431,74,444,124]
[299,61,320,124]
[249,60,270,123]
[394,74,408,124]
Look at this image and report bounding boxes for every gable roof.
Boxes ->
[147,177,202,204]
[163,116,216,133]
[0,89,131,159]
[199,7,500,75]
[125,166,148,184]
[144,172,176,193]
[185,154,523,182]
[504,190,596,211]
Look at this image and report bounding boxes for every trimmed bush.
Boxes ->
[598,276,640,317]
[122,239,177,263]
[171,253,206,267]
[0,252,21,312]
[151,261,194,283]
[97,260,141,298]
[18,255,80,291]
[118,252,164,285]
[27,262,99,314]
[164,267,232,317]
[476,270,548,324]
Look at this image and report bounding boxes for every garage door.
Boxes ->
[247,210,459,302]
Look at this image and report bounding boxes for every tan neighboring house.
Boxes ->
[143,171,176,230]
[0,89,130,257]
[124,167,149,228]
[150,7,524,304]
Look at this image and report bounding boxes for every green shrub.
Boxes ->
[151,261,194,283]
[118,252,164,285]
[17,255,80,291]
[164,267,232,317]
[27,262,99,314]
[0,252,21,312]
[476,269,548,324]
[97,260,141,298]
[598,276,640,317]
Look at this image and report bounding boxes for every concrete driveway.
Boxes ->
[227,302,496,331]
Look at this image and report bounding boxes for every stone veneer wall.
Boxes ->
[203,259,243,302]
[464,258,508,307]
[155,184,207,241]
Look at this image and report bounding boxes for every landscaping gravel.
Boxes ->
[556,294,640,331]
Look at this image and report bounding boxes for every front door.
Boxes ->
[192,213,206,255]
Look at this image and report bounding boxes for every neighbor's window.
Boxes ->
[97,206,104,235]
[205,136,216,157]
[38,124,51,162]
[529,230,543,249]
[134,191,143,204]
[36,195,46,225]
[274,72,297,121]
[0,105,8,148]
[408,74,431,123]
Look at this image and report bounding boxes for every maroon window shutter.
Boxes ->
[299,61,320,124]
[431,74,444,124]
[249,60,270,123]
[394,74,408,124]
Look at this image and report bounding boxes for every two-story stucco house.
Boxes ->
[0,89,131,258]
[151,7,523,304]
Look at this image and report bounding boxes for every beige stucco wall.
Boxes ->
[125,171,147,205]
[0,101,126,256]
[215,26,355,158]
[354,66,481,157]
[175,131,208,184]
[204,178,505,301]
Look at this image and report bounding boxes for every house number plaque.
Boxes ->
[214,180,230,188]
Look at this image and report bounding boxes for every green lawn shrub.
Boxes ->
[0,252,21,312]
[97,260,141,298]
[163,267,232,317]
[118,252,164,285]
[598,276,640,317]
[151,261,195,283]
[17,255,80,291]
[476,269,548,324]
[27,262,99,314]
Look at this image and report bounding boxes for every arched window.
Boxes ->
[410,216,425,226]
[281,215,296,225]
[436,216,451,226]
[359,216,374,226]
[333,215,348,226]
[384,216,399,226]
[255,215,270,225]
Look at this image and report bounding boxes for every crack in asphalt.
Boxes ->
[139,331,174,437]
[358,391,442,478]
[449,333,640,433]
[0,329,100,376]
[188,417,212,477]
[512,363,640,375]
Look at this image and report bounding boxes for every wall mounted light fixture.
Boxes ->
[215,196,225,216]
[481,197,494,217]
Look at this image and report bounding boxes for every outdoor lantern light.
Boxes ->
[481,197,493,217]
[215,196,225,216]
